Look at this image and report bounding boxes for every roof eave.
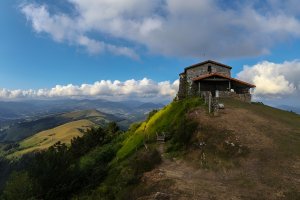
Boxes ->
[192,73,256,88]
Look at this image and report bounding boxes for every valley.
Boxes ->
[0,99,163,159]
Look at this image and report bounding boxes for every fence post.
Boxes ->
[208,93,212,113]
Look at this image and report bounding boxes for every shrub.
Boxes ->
[130,148,162,176]
[146,109,158,121]
[2,171,39,200]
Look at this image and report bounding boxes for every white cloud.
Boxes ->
[20,0,300,59]
[0,78,179,102]
[21,3,139,59]
[237,60,300,104]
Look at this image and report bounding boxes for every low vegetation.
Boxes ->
[1,122,121,200]
[116,97,203,160]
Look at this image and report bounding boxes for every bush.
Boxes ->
[131,148,162,176]
[113,148,161,199]
[2,171,39,200]
[146,110,158,121]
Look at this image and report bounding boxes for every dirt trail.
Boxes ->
[140,143,241,200]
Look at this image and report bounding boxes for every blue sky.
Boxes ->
[1,0,300,105]
[0,1,195,89]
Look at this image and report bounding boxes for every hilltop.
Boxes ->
[1,97,299,200]
[133,99,300,199]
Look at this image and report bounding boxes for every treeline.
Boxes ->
[0,122,122,200]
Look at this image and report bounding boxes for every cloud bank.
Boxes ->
[0,78,179,102]
[20,0,300,59]
[237,60,300,106]
[1,60,300,106]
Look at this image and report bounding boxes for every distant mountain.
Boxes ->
[0,99,165,122]
[0,110,121,143]
[277,105,300,114]
[0,101,42,120]
[136,102,164,110]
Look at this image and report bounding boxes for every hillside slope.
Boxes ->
[8,119,95,158]
[0,109,120,142]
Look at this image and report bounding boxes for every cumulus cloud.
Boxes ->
[237,60,300,104]
[20,0,300,59]
[0,78,179,102]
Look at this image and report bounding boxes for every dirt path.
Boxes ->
[140,144,240,200]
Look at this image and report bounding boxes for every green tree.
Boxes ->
[106,122,120,135]
[2,171,38,200]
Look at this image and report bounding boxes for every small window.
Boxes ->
[208,65,212,73]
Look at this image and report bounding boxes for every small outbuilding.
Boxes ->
[177,60,256,102]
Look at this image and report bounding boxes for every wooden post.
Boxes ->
[198,82,201,96]
[229,80,231,90]
[208,93,212,113]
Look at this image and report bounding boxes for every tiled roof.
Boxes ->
[192,73,256,88]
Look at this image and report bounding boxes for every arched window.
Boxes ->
[208,65,212,73]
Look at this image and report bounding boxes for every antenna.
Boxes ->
[202,50,206,59]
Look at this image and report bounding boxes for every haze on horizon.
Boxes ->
[1,0,300,107]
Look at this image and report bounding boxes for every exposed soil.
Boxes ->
[136,104,300,200]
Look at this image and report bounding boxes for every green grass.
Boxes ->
[116,97,204,160]
[8,119,96,158]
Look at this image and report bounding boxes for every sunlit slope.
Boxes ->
[1,109,119,142]
[116,98,203,160]
[10,119,95,157]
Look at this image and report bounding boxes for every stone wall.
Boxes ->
[210,91,251,103]
[177,73,187,100]
[186,63,231,86]
[198,91,251,103]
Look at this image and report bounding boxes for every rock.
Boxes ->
[154,192,170,200]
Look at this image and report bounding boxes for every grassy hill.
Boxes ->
[8,119,95,158]
[0,109,121,143]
